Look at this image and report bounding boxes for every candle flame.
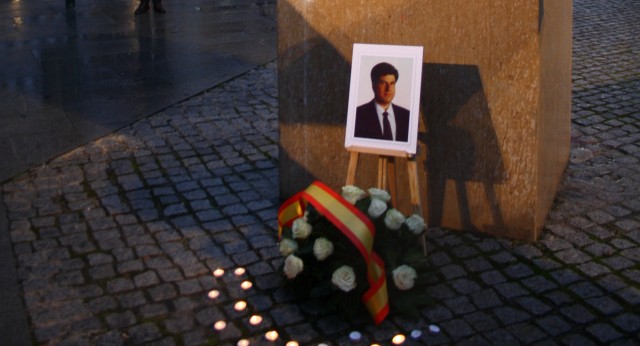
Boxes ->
[241,281,253,290]
[265,330,279,341]
[249,315,263,325]
[234,300,247,311]
[213,320,226,331]
[392,334,406,344]
[213,269,225,277]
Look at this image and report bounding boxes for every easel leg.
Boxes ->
[407,158,427,256]
[377,157,387,190]
[387,158,398,207]
[346,152,359,186]
[348,149,427,256]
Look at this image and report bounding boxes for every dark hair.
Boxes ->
[370,62,399,86]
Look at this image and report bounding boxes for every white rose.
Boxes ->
[292,217,312,239]
[405,214,426,235]
[283,254,304,279]
[279,238,298,256]
[384,208,406,230]
[313,237,334,261]
[392,265,417,290]
[341,185,366,204]
[368,188,391,202]
[368,198,388,219]
[331,265,357,292]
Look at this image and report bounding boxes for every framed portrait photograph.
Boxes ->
[344,43,423,155]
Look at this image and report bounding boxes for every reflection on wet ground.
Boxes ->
[0,0,276,182]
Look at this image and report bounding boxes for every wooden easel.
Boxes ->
[345,145,427,255]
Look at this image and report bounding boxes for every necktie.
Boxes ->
[382,111,393,140]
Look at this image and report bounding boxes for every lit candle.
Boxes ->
[213,269,225,277]
[240,280,253,290]
[234,300,247,311]
[286,342,299,346]
[392,334,406,344]
[265,330,279,341]
[213,320,226,331]
[234,267,246,276]
[249,315,263,325]
[237,340,250,346]
[207,290,220,299]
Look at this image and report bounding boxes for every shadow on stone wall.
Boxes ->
[421,64,507,232]
[279,57,509,235]
[278,27,353,194]
[277,0,508,234]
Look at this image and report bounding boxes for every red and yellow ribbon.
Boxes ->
[278,181,389,324]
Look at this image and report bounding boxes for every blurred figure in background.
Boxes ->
[135,0,166,15]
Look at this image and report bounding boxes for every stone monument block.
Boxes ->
[278,0,572,241]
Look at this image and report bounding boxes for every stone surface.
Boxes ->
[278,0,573,241]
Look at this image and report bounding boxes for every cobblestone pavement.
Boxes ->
[2,0,640,345]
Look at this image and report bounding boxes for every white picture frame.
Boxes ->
[344,43,423,155]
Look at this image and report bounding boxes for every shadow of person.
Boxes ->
[421,64,507,233]
[132,11,173,112]
[41,6,80,105]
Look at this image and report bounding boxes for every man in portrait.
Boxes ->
[354,62,410,142]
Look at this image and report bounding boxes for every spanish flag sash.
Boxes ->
[278,181,389,324]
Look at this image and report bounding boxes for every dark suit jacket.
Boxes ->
[354,100,410,142]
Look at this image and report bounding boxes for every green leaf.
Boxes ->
[354,198,372,215]
[411,291,433,306]
[298,242,314,255]
[402,250,426,267]
[309,281,334,298]
[326,293,340,312]
[337,291,362,318]
[414,275,434,286]
[392,294,420,319]
[282,228,293,239]
[382,246,398,270]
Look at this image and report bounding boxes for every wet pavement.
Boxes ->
[1,0,640,345]
[0,0,276,182]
